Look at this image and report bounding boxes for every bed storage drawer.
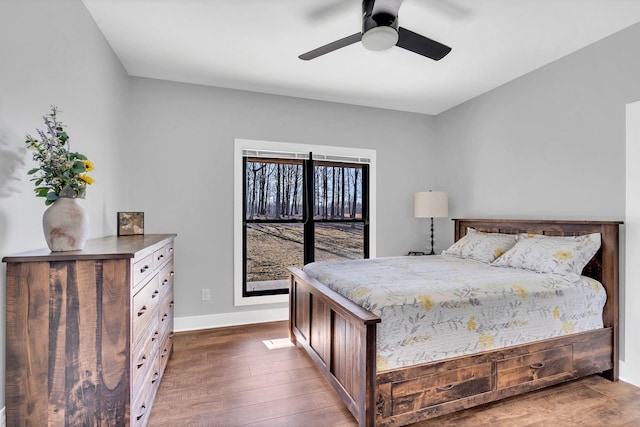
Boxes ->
[391,363,492,413]
[496,345,573,389]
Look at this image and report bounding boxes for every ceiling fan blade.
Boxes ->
[299,33,362,60]
[396,27,451,60]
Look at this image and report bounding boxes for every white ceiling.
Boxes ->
[82,0,640,115]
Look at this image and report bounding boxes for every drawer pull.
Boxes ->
[169,247,173,253]
[140,265,150,274]
[530,362,545,370]
[137,355,146,369]
[157,254,164,261]
[170,271,175,277]
[151,372,160,384]
[152,290,159,299]
[152,331,159,342]
[136,403,147,421]
[162,279,169,286]
[169,332,175,338]
[162,348,169,358]
[137,305,147,317]
[436,384,455,392]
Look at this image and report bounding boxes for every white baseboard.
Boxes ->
[1,406,5,427]
[174,307,288,332]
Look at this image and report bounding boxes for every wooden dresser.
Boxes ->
[2,234,176,426]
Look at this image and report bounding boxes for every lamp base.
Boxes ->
[428,216,436,255]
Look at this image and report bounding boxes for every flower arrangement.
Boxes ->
[25,106,95,205]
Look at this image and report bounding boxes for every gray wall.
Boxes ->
[434,22,640,383]
[0,0,130,411]
[435,23,640,236]
[125,77,439,319]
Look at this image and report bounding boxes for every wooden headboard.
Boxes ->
[454,218,622,377]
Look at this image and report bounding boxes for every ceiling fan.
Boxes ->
[299,0,452,61]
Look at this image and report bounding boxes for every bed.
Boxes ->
[288,219,621,427]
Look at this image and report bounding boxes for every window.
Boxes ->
[234,140,376,306]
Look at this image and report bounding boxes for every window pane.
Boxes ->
[315,222,364,262]
[246,160,303,221]
[313,164,363,220]
[246,223,303,292]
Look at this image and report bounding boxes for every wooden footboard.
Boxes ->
[289,268,380,427]
[289,219,621,427]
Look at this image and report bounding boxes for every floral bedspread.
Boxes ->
[302,255,605,372]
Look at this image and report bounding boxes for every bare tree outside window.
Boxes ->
[243,157,368,296]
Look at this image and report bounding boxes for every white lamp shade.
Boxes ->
[414,191,448,218]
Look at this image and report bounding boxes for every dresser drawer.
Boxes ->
[132,359,160,427]
[159,330,174,376]
[496,345,573,389]
[391,363,492,413]
[159,289,174,336]
[159,261,174,297]
[153,242,174,270]
[132,316,159,392]
[132,275,160,340]
[133,254,154,289]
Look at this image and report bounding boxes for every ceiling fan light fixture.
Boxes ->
[361,26,398,51]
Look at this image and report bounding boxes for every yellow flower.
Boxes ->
[82,160,94,172]
[588,278,601,292]
[562,321,574,334]
[376,355,389,371]
[553,250,573,261]
[479,332,494,350]
[418,294,435,311]
[467,316,477,331]
[553,306,561,319]
[512,285,528,299]
[79,174,95,185]
[350,286,370,299]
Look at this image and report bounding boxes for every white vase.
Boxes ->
[42,197,89,251]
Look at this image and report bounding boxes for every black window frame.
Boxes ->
[242,154,369,297]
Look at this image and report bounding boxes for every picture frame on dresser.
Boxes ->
[118,211,145,236]
[2,233,176,426]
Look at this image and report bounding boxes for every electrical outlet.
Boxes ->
[201,288,211,301]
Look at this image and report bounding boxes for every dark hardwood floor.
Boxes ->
[148,321,640,427]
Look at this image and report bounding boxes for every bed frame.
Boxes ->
[289,219,622,427]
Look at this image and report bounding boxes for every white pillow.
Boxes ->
[442,228,517,263]
[491,233,601,281]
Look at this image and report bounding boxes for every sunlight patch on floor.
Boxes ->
[263,338,295,350]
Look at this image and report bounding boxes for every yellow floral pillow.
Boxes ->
[442,228,517,263]
[491,233,601,281]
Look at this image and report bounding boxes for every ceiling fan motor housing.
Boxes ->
[362,12,399,51]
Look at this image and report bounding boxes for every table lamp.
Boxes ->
[414,191,448,255]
